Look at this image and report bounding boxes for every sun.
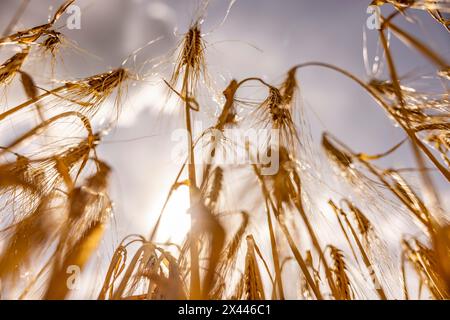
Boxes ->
[150,187,191,244]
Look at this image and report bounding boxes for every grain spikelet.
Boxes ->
[403,238,450,299]
[280,67,298,107]
[204,166,223,210]
[329,200,388,299]
[0,0,75,46]
[373,1,450,31]
[189,188,225,298]
[19,70,45,121]
[144,250,187,300]
[434,224,450,294]
[0,47,29,86]
[112,242,160,299]
[170,22,207,102]
[44,162,111,299]
[0,68,130,122]
[254,86,298,150]
[98,245,127,300]
[0,194,57,282]
[322,133,353,174]
[242,235,266,300]
[215,80,239,130]
[44,222,105,299]
[383,170,432,231]
[211,211,249,299]
[345,200,373,238]
[0,112,92,153]
[328,245,353,300]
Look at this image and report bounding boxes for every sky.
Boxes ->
[0,0,448,299]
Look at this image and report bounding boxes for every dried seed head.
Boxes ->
[0,47,29,85]
[50,0,76,25]
[14,155,30,173]
[85,68,129,96]
[68,162,111,221]
[280,68,298,106]
[216,80,239,130]
[369,78,449,130]
[264,146,300,210]
[255,85,298,151]
[59,68,130,118]
[427,9,450,32]
[0,24,49,46]
[0,0,75,46]
[322,134,353,171]
[40,30,63,56]
[384,170,431,228]
[368,79,416,101]
[328,245,352,300]
[346,201,372,236]
[169,22,207,99]
[205,166,223,210]
[57,133,101,170]
[181,25,203,69]
[266,87,284,125]
[403,239,449,299]
[243,235,266,300]
[0,195,56,281]
[372,0,449,11]
[426,131,450,167]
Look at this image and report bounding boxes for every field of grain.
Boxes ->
[0,0,448,300]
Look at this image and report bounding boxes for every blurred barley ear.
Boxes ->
[0,0,448,300]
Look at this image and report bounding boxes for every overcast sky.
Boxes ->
[0,0,448,298]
